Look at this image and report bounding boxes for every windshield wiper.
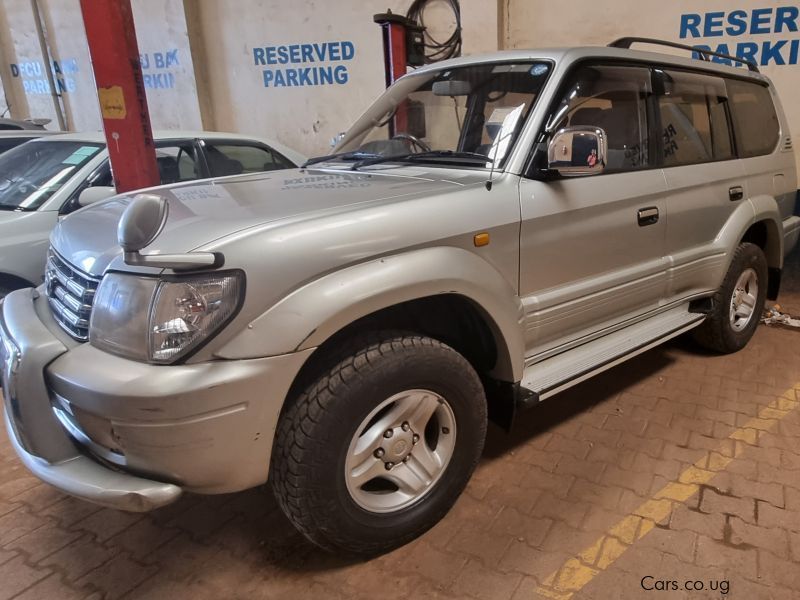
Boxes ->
[301,151,381,168]
[351,150,493,170]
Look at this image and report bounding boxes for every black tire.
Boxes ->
[270,333,487,555]
[693,242,767,353]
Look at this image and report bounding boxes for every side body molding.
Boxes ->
[216,246,526,381]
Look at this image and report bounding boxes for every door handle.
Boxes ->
[637,206,659,226]
[729,186,744,201]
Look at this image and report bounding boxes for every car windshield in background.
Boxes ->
[333,61,551,168]
[0,141,103,210]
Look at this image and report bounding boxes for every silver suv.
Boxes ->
[2,39,798,555]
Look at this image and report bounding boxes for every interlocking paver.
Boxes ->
[74,553,157,599]
[0,555,50,600]
[39,533,119,582]
[11,574,95,600]
[699,487,757,524]
[0,508,49,546]
[4,524,83,562]
[451,558,522,600]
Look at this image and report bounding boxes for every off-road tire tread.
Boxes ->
[693,242,767,353]
[270,332,486,554]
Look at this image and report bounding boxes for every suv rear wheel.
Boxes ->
[694,242,767,353]
[270,333,487,554]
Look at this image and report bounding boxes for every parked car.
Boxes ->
[0,130,304,296]
[2,39,798,555]
[0,117,51,130]
[0,130,58,155]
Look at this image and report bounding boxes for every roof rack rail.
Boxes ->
[608,37,760,73]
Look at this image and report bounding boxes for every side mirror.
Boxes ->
[547,126,607,176]
[78,186,116,207]
[118,193,169,252]
[119,193,220,270]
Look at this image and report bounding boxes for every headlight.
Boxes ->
[90,271,244,363]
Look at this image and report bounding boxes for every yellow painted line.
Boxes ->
[534,386,800,600]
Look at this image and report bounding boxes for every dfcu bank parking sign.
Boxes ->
[253,41,355,88]
[680,6,800,66]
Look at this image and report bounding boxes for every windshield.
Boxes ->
[334,61,550,168]
[0,141,103,210]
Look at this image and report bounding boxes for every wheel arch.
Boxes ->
[217,247,525,382]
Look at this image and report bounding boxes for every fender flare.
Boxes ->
[746,194,783,268]
[217,246,526,381]
[708,195,782,293]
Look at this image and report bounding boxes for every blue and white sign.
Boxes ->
[10,58,79,95]
[253,41,356,88]
[680,6,800,66]
[140,49,181,89]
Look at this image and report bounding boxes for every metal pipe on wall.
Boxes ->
[30,0,67,130]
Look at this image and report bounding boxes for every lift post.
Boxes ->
[79,0,159,193]
[373,11,424,137]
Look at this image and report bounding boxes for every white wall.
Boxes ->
[188,0,498,157]
[130,0,202,130]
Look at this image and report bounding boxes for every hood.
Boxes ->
[50,166,482,276]
[0,209,27,223]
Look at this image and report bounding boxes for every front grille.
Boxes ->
[45,249,100,341]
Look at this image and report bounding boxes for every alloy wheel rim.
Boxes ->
[729,268,758,332]
[344,389,457,513]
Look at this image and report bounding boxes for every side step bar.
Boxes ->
[518,306,705,408]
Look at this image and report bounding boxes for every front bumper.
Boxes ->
[1,287,313,511]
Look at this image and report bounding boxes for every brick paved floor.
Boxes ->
[3,298,800,599]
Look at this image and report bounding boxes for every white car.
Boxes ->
[0,130,304,296]
[0,131,58,155]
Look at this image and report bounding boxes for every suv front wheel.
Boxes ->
[271,333,487,554]
[694,242,767,353]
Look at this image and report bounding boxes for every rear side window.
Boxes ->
[727,79,780,158]
[657,70,733,167]
[204,142,294,177]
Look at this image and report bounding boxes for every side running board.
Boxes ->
[519,306,705,407]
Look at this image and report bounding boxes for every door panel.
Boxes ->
[519,172,669,356]
[662,160,744,302]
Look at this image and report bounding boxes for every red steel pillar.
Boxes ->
[79,0,159,193]
[373,12,418,136]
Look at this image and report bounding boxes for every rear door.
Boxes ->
[655,69,745,303]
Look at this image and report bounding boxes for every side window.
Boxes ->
[657,70,732,167]
[90,162,114,187]
[0,138,24,154]
[204,142,293,177]
[726,79,780,158]
[552,65,651,172]
[153,142,201,184]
